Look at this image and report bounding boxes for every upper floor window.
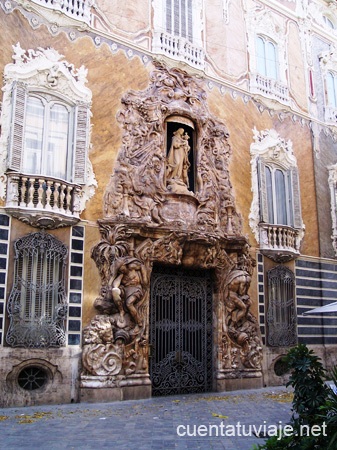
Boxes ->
[327,71,337,108]
[250,128,304,262]
[246,8,288,104]
[152,0,204,69]
[166,0,193,41]
[256,36,278,80]
[23,95,73,181]
[6,232,68,348]
[0,44,97,228]
[263,164,294,226]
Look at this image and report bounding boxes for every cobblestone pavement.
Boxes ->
[0,386,293,450]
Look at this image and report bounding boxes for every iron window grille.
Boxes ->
[6,231,68,348]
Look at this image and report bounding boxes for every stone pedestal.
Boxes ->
[161,193,199,225]
[216,375,263,392]
[80,375,152,403]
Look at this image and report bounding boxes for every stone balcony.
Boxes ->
[29,0,93,24]
[153,31,205,70]
[5,172,82,229]
[259,223,301,262]
[250,73,289,104]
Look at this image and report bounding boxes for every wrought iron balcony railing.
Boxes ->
[250,73,289,104]
[259,223,301,262]
[153,31,205,69]
[5,172,82,228]
[29,0,93,24]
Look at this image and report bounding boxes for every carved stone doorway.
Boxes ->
[149,265,213,396]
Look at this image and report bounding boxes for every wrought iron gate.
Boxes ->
[149,266,213,396]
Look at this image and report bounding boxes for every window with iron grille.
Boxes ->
[266,265,297,347]
[6,232,68,348]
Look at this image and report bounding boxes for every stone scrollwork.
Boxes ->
[82,315,122,377]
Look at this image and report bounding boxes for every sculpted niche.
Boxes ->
[81,62,262,393]
[103,60,241,234]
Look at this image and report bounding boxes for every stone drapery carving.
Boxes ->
[103,61,241,235]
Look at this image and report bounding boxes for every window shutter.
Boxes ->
[74,104,89,184]
[9,83,27,171]
[174,0,180,36]
[291,166,302,229]
[257,158,269,223]
[187,0,193,41]
[166,0,172,34]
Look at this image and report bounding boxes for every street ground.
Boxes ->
[0,386,293,450]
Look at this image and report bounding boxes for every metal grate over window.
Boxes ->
[18,366,48,391]
[266,265,297,347]
[6,231,68,348]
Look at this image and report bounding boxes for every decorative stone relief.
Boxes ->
[104,61,241,236]
[319,47,337,76]
[328,163,337,256]
[82,63,262,391]
[222,269,262,372]
[81,222,263,386]
[308,1,337,32]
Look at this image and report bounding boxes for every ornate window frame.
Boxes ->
[328,163,337,256]
[246,6,289,105]
[319,49,337,126]
[308,1,337,36]
[0,43,96,229]
[250,128,304,262]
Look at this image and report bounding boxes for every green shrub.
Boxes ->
[252,344,331,450]
[284,343,328,427]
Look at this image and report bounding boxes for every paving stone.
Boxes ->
[0,386,293,450]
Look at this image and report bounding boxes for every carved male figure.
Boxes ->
[109,256,148,330]
[225,270,252,327]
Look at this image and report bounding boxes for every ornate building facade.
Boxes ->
[0,0,337,406]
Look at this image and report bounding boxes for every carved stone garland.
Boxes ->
[81,62,262,392]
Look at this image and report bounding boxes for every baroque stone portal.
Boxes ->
[81,62,262,395]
